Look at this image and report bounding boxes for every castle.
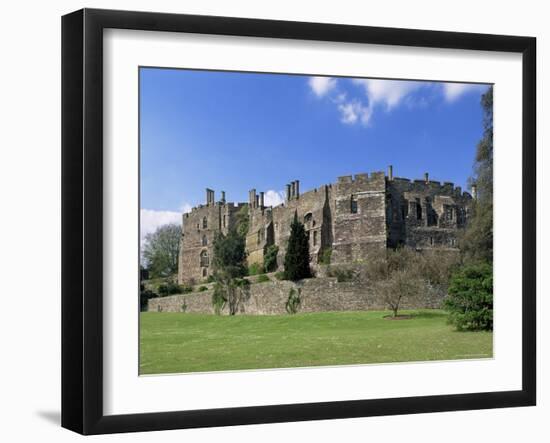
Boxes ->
[177,166,474,284]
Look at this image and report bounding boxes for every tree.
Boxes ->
[212,229,247,279]
[444,263,493,331]
[461,86,493,264]
[284,212,311,281]
[142,223,181,278]
[211,229,248,315]
[368,248,426,317]
[376,269,424,317]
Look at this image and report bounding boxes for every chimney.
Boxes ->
[249,189,256,207]
[260,191,265,208]
[388,165,393,181]
[221,191,226,203]
[424,172,429,183]
[471,184,478,200]
[286,184,291,201]
[295,180,300,199]
[206,188,214,205]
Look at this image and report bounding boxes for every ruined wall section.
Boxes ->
[332,172,387,264]
[271,184,331,269]
[386,176,473,250]
[246,205,274,267]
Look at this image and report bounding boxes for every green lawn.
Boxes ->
[139,310,493,375]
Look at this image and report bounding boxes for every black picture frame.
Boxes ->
[62,8,536,435]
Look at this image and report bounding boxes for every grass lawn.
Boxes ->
[139,310,493,375]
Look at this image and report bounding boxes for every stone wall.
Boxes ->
[148,277,444,315]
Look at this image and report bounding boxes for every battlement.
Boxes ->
[336,171,385,185]
[182,169,472,218]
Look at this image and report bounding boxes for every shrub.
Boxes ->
[286,288,301,314]
[274,271,287,281]
[181,300,187,312]
[248,262,262,276]
[444,263,493,331]
[197,286,209,292]
[212,285,226,315]
[327,266,356,282]
[263,245,279,273]
[140,284,157,312]
[157,279,182,296]
[180,284,193,294]
[206,275,215,283]
[256,274,270,283]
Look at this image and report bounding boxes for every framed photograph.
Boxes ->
[62,8,536,435]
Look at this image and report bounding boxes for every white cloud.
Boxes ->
[308,76,337,97]
[353,79,424,110]
[264,190,285,207]
[180,202,192,213]
[442,83,486,103]
[337,100,373,126]
[140,208,186,246]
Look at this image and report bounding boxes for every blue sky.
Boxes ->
[140,67,490,240]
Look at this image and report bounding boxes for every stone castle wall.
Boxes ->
[149,277,444,315]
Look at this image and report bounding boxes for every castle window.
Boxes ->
[350,196,358,214]
[202,216,208,229]
[202,235,207,246]
[304,213,313,223]
[313,230,317,246]
[312,220,316,227]
[444,205,454,221]
[200,250,209,267]
[450,238,456,247]
[202,268,207,277]
[429,236,434,246]
[223,215,226,228]
[415,198,422,220]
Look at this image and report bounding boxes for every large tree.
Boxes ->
[284,212,311,281]
[211,229,248,315]
[142,223,181,278]
[461,86,493,264]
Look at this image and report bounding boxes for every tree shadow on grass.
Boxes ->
[407,310,448,320]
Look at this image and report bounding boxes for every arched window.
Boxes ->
[200,250,209,267]
[202,235,207,246]
[304,213,313,223]
[202,216,208,229]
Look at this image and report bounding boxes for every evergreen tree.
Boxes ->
[284,212,311,281]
